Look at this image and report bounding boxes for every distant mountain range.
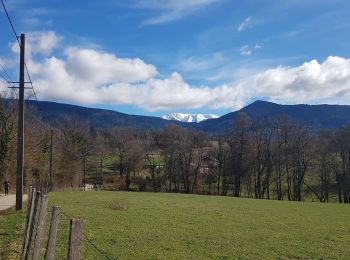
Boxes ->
[198,100,350,132]
[24,100,189,130]
[22,100,350,133]
[162,113,219,123]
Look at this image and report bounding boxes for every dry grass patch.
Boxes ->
[109,199,128,211]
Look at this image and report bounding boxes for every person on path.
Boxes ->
[3,179,9,196]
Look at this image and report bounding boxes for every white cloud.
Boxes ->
[280,30,303,39]
[132,73,249,111]
[34,57,248,111]
[7,31,350,112]
[179,52,225,72]
[11,31,62,58]
[239,44,262,56]
[237,17,252,32]
[0,81,7,93]
[133,0,222,25]
[0,57,14,69]
[19,32,245,111]
[64,47,158,84]
[22,18,53,27]
[252,56,350,104]
[240,45,252,56]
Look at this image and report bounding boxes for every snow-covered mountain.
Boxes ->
[162,113,219,123]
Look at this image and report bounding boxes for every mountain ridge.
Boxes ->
[18,99,350,132]
[24,100,190,130]
[197,100,350,132]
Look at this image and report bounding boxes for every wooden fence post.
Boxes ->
[23,187,35,241]
[22,191,42,260]
[26,186,33,214]
[68,219,83,260]
[44,206,61,260]
[22,188,37,259]
[32,195,49,259]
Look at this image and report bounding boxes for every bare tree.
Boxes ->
[108,127,136,190]
[227,113,251,197]
[289,123,312,201]
[55,117,91,188]
[334,126,350,203]
[0,97,16,184]
[251,118,275,199]
[143,130,163,192]
[208,137,228,195]
[162,125,182,192]
[94,130,110,185]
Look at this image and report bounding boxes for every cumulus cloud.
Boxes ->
[131,73,249,111]
[33,57,248,111]
[7,31,350,112]
[11,31,62,58]
[17,32,246,111]
[252,56,350,104]
[64,48,158,84]
[237,17,252,32]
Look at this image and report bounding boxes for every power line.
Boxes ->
[0,71,18,99]
[24,63,37,100]
[1,2,26,211]
[0,61,18,97]
[1,0,38,101]
[0,19,18,97]
[0,62,12,80]
[0,71,9,83]
[0,68,15,92]
[0,0,20,45]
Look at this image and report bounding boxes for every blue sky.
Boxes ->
[1,0,350,116]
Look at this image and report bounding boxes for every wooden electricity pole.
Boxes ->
[83,155,86,191]
[49,129,53,191]
[16,33,25,211]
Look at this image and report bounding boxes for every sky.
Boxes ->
[1,0,350,117]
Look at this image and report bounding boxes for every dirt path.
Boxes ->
[0,194,28,214]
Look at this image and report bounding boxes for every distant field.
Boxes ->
[1,192,350,259]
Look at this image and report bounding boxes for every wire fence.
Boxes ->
[51,208,116,260]
[2,1,113,257]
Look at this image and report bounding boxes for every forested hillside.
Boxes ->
[1,97,350,203]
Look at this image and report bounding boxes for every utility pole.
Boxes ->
[83,155,86,191]
[49,129,53,191]
[16,33,25,211]
[100,159,103,185]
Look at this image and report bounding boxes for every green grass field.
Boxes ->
[1,192,350,259]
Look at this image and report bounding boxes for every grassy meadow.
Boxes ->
[1,191,350,259]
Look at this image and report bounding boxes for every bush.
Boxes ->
[109,200,128,211]
[133,176,147,191]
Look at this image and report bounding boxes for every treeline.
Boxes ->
[0,97,350,203]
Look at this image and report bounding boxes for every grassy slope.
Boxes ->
[0,210,24,259]
[51,192,350,259]
[1,192,350,259]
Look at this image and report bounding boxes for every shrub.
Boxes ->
[109,200,128,211]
